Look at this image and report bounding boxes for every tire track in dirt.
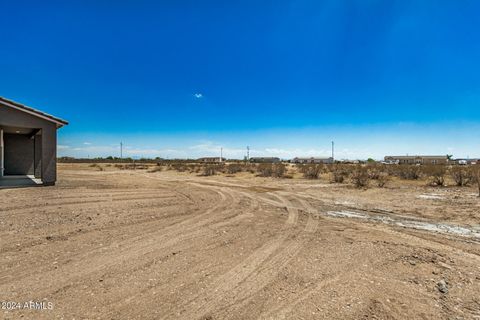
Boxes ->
[269,193,298,225]
[210,192,320,319]
[0,183,235,287]
[309,193,480,257]
[164,232,293,320]
[1,177,196,218]
[163,187,320,320]
[75,184,244,270]
[284,195,319,234]
[101,189,262,318]
[381,226,480,262]
[240,190,319,234]
[2,194,178,213]
[258,263,360,320]
[213,238,308,319]
[256,193,480,319]
[259,277,343,320]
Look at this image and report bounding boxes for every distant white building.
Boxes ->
[197,157,225,163]
[384,155,448,165]
[292,157,334,164]
[454,158,479,165]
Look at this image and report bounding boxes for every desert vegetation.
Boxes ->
[81,159,480,193]
[330,164,348,183]
[472,165,480,196]
[297,164,323,179]
[350,165,370,188]
[423,165,447,187]
[88,163,104,171]
[256,163,286,178]
[450,166,473,186]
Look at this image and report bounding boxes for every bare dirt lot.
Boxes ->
[1,164,480,319]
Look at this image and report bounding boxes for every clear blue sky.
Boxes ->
[1,1,479,159]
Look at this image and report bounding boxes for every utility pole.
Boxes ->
[247,146,250,161]
[331,141,334,161]
[120,142,123,160]
[220,147,223,162]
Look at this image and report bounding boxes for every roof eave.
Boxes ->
[0,97,68,127]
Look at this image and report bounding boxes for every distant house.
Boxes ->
[384,155,449,165]
[249,157,280,163]
[292,157,334,164]
[197,157,225,163]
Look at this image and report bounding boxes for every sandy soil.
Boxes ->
[1,164,480,319]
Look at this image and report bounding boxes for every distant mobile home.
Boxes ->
[197,157,225,163]
[292,157,334,164]
[384,155,448,165]
[249,157,281,163]
[0,97,68,186]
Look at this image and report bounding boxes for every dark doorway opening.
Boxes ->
[4,133,35,175]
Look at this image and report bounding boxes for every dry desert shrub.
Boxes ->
[367,165,387,180]
[244,164,256,174]
[193,164,203,174]
[117,163,148,170]
[226,163,243,174]
[89,163,104,171]
[257,164,273,177]
[450,166,473,186]
[423,165,446,186]
[392,165,422,180]
[202,165,216,176]
[300,164,323,179]
[350,166,370,188]
[330,164,349,183]
[256,163,286,178]
[272,163,286,178]
[148,166,163,173]
[170,163,188,172]
[472,166,480,197]
[376,172,390,187]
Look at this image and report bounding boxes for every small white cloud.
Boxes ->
[194,93,203,99]
[58,145,70,150]
[83,142,92,145]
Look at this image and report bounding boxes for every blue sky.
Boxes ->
[1,0,479,159]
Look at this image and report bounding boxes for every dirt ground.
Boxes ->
[1,164,480,319]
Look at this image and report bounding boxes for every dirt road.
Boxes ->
[1,165,479,319]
